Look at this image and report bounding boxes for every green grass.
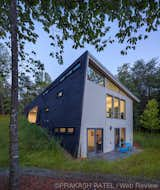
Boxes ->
[0,115,160,179]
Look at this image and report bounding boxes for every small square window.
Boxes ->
[45,107,49,112]
[57,91,63,97]
[60,128,66,133]
[67,128,74,133]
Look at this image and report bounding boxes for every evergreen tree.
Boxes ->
[140,99,160,131]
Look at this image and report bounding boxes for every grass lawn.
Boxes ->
[0,115,160,179]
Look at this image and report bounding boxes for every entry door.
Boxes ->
[96,129,103,153]
[120,128,126,142]
[87,129,95,152]
[115,128,120,148]
[87,129,103,153]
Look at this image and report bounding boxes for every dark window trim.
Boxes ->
[59,61,81,83]
[42,61,81,96]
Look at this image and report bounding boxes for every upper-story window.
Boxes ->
[106,95,113,118]
[106,95,126,119]
[87,65,105,87]
[107,80,120,92]
[107,79,126,96]
[120,99,126,119]
[113,97,119,119]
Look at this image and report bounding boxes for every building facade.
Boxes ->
[25,51,139,158]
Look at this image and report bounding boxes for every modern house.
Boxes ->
[24,51,139,158]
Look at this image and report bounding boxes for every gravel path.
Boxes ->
[0,167,159,190]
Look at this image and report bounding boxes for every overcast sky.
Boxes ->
[25,22,160,81]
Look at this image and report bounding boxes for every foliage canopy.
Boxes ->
[0,1,160,63]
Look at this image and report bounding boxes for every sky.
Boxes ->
[25,23,160,81]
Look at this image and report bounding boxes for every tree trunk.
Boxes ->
[9,0,19,190]
[0,93,5,115]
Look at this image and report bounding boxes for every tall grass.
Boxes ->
[134,131,160,149]
[0,115,160,179]
[0,115,68,168]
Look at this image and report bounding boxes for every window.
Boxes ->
[57,91,63,97]
[87,65,105,87]
[120,100,126,119]
[54,128,74,134]
[60,128,66,133]
[28,106,38,123]
[67,128,74,134]
[107,80,120,92]
[106,95,113,118]
[120,128,126,141]
[72,62,80,71]
[107,79,127,96]
[45,107,49,112]
[113,97,119,118]
[106,95,126,119]
[59,62,81,82]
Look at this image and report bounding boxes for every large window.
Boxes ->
[113,97,119,118]
[106,95,126,119]
[28,106,38,123]
[107,80,120,92]
[120,100,126,119]
[106,95,113,118]
[107,79,126,96]
[87,65,105,87]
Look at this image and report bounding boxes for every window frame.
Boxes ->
[57,91,63,98]
[106,95,126,120]
[87,64,105,87]
[106,94,113,118]
[27,106,38,124]
[113,97,120,119]
[54,127,75,134]
[120,99,126,120]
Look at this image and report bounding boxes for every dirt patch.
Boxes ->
[0,168,159,190]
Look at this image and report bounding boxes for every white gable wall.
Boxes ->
[79,80,133,158]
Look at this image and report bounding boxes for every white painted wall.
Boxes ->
[79,80,133,158]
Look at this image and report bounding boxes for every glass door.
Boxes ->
[120,128,126,141]
[87,129,103,154]
[96,129,103,153]
[87,129,95,153]
[115,128,120,148]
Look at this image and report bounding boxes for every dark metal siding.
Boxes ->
[24,51,88,157]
